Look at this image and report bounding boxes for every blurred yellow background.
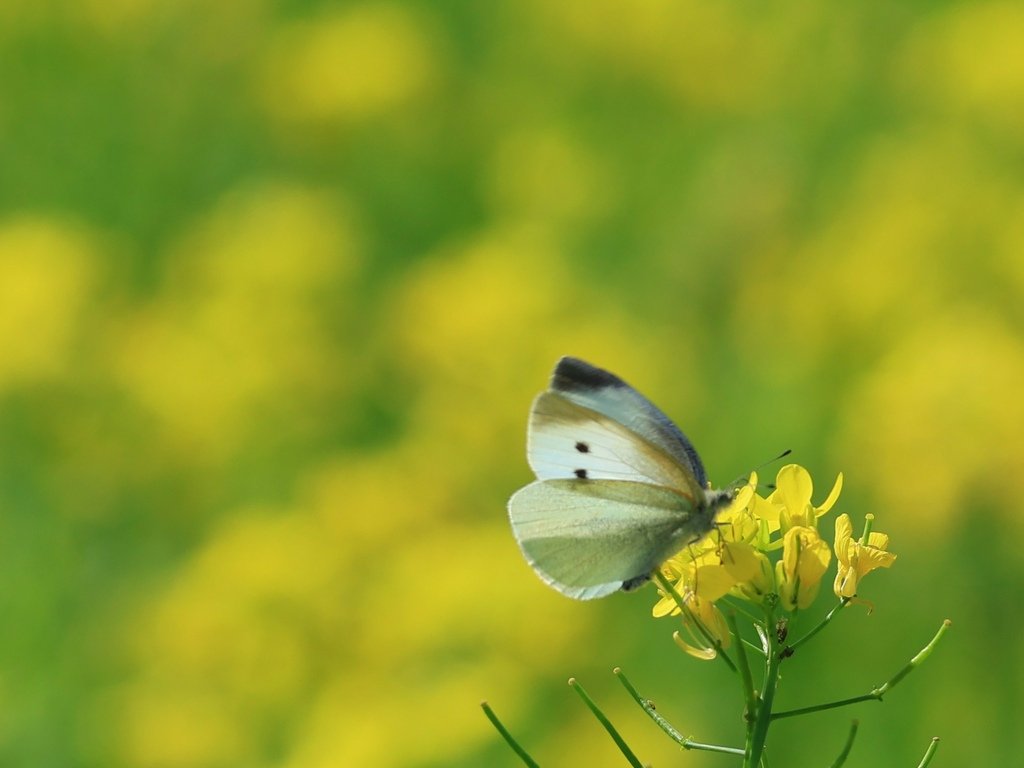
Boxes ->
[0,1,1022,766]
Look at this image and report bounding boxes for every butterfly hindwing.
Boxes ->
[508,478,708,600]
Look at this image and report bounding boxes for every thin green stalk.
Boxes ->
[569,678,644,768]
[480,702,540,768]
[719,595,767,627]
[786,598,850,655]
[772,620,952,720]
[916,738,940,767]
[613,668,745,756]
[827,721,859,768]
[771,694,878,720]
[876,619,951,695]
[680,739,747,756]
[739,636,768,656]
[726,611,758,728]
[653,570,737,674]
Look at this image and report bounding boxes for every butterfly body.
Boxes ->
[508,357,735,600]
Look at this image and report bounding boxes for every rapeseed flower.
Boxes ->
[834,513,897,599]
[656,464,858,647]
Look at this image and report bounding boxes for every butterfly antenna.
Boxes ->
[728,448,792,489]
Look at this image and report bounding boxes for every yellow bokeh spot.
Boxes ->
[119,507,341,766]
[486,127,613,226]
[0,216,95,387]
[388,226,697,486]
[837,311,1024,532]
[284,664,527,768]
[117,685,248,768]
[903,2,1024,132]
[996,198,1024,294]
[111,182,359,459]
[139,510,338,700]
[534,0,782,111]
[260,5,439,127]
[733,131,1010,369]
[305,451,447,558]
[119,431,594,767]
[391,227,568,376]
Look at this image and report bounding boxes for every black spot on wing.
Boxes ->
[575,441,590,453]
[574,468,588,479]
[551,357,627,393]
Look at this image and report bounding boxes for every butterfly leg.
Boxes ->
[621,573,652,592]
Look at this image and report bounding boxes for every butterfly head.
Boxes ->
[704,486,739,512]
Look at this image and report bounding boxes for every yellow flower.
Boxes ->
[656,538,761,615]
[768,464,843,532]
[672,593,732,661]
[653,553,735,660]
[654,466,846,622]
[776,526,831,611]
[732,548,776,606]
[715,474,760,544]
[833,513,897,599]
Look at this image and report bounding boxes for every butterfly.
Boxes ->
[508,357,737,599]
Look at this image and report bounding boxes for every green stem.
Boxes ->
[745,607,782,768]
[916,737,940,767]
[613,668,745,756]
[771,694,878,720]
[569,678,644,768]
[480,702,541,768]
[875,619,951,695]
[720,595,766,627]
[653,570,737,674]
[827,721,859,768]
[786,598,850,655]
[746,649,781,766]
[726,612,758,730]
[772,619,952,720]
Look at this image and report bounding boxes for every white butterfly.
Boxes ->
[508,357,736,599]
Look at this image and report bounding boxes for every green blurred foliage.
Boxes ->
[0,0,1022,765]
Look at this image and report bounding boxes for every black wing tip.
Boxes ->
[551,356,625,393]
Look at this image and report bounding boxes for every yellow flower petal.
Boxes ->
[818,472,844,514]
[860,547,897,571]
[652,595,679,618]
[770,464,843,531]
[750,493,780,522]
[734,549,775,605]
[693,564,741,601]
[833,513,853,564]
[673,631,717,660]
[775,464,813,510]
[719,542,760,582]
[834,566,858,598]
[778,526,831,610]
[867,531,890,550]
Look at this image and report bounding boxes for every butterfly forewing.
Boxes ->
[550,357,709,490]
[528,391,699,500]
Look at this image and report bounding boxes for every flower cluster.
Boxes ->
[654,464,896,658]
